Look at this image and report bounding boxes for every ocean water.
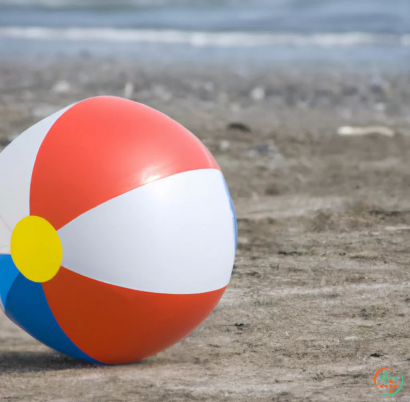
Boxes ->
[1,0,410,68]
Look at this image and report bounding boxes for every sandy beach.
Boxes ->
[0,57,410,401]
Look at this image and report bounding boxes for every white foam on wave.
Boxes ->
[0,27,407,48]
[0,0,170,7]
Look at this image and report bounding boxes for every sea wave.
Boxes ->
[0,27,409,48]
[0,0,175,7]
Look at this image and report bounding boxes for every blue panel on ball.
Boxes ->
[0,254,19,309]
[222,177,238,250]
[5,273,101,364]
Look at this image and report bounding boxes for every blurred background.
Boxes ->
[1,2,410,401]
[1,0,410,66]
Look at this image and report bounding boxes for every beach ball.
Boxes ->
[0,96,237,364]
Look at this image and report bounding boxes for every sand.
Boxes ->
[0,57,410,401]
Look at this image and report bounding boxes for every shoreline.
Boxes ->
[2,37,410,72]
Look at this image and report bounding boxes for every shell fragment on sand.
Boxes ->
[337,126,395,137]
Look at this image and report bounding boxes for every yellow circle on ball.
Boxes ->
[11,216,62,283]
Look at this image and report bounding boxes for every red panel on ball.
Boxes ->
[43,267,226,364]
[30,96,220,230]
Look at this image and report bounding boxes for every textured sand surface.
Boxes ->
[0,59,410,401]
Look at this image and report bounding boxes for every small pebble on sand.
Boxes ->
[124,82,134,99]
[219,140,230,152]
[52,80,71,94]
[250,86,265,101]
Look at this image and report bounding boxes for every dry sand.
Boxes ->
[0,58,410,401]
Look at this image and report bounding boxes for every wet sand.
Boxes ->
[0,57,410,401]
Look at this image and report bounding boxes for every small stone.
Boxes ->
[278,251,298,256]
[265,185,280,196]
[52,80,71,94]
[256,144,270,154]
[123,82,134,99]
[219,140,230,152]
[250,86,265,101]
[227,122,251,132]
[248,142,282,158]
